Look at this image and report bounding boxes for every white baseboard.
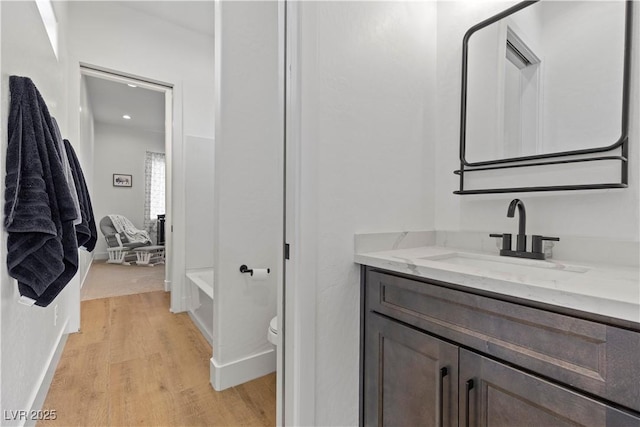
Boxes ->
[210,349,276,391]
[80,253,95,289]
[24,320,69,427]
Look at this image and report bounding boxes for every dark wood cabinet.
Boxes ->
[364,313,458,427]
[360,267,640,427]
[459,349,640,427]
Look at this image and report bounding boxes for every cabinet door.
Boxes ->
[459,349,640,427]
[364,313,458,427]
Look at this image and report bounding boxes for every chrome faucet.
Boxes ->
[490,199,559,260]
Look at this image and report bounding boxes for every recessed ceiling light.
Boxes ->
[123,115,131,120]
[127,84,137,88]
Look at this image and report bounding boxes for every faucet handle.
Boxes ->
[490,233,512,251]
[532,235,560,254]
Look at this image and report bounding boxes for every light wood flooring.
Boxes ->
[39,291,276,426]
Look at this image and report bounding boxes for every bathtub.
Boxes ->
[186,268,214,346]
[186,268,214,299]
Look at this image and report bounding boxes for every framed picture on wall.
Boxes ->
[113,174,132,187]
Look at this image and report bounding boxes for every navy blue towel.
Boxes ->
[63,139,97,251]
[4,76,78,307]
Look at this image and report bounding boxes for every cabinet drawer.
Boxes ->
[366,269,640,412]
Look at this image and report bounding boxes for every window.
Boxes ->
[144,151,165,233]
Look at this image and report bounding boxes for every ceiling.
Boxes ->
[117,1,215,37]
[84,75,166,133]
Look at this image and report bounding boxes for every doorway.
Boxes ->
[78,66,174,303]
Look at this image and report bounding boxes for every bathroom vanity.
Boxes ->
[356,245,640,426]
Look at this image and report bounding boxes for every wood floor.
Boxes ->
[39,291,276,426]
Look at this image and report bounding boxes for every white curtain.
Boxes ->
[144,151,165,237]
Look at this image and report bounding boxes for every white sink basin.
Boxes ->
[420,252,589,281]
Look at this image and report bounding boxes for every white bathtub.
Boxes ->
[186,268,214,299]
[186,268,214,345]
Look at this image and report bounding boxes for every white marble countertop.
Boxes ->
[355,245,640,325]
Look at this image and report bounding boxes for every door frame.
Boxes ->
[78,65,179,308]
[282,2,317,425]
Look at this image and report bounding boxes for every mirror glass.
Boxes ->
[464,1,627,164]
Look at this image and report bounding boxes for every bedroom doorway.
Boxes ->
[79,65,174,302]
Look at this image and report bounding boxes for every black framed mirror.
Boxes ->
[456,0,633,194]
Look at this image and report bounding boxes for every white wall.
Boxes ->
[0,1,77,422]
[185,136,215,270]
[77,75,95,285]
[66,1,215,311]
[92,123,165,258]
[435,1,640,242]
[212,1,281,389]
[67,2,214,139]
[79,75,95,192]
[295,2,437,424]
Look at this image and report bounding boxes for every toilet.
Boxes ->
[268,316,278,346]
